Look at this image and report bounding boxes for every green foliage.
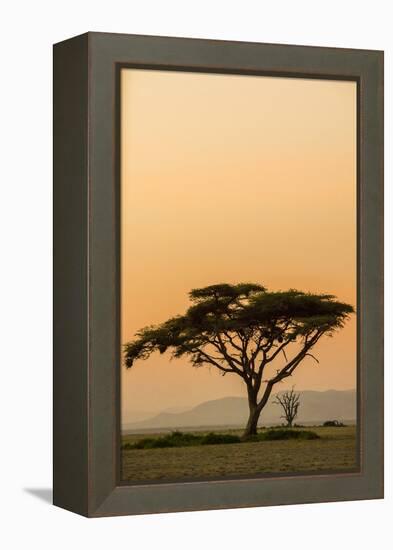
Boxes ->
[200,432,241,445]
[258,429,320,441]
[128,438,157,449]
[130,431,197,449]
[122,429,321,450]
[124,431,241,450]
[124,282,354,372]
[189,283,265,302]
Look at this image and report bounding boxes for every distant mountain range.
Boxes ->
[123,389,356,432]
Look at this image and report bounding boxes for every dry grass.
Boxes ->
[121,425,357,483]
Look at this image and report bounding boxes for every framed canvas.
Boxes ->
[53,32,384,517]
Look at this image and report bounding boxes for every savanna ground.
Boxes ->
[121,425,357,483]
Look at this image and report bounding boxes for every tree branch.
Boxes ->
[265,338,292,364]
[192,347,236,375]
[267,331,324,384]
[222,331,243,353]
[210,334,245,375]
[305,353,319,364]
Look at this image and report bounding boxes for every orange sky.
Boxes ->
[120,69,357,423]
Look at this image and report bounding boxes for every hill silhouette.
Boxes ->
[123,389,356,432]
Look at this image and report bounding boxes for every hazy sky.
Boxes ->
[120,69,357,423]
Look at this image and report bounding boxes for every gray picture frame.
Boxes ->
[53,32,383,517]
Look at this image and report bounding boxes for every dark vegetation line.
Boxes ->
[122,429,320,450]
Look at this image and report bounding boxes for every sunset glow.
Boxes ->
[120,69,357,424]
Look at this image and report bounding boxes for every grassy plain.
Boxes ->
[121,425,357,483]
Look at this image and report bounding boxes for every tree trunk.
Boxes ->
[242,406,261,439]
[242,382,274,439]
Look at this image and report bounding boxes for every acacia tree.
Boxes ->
[124,283,353,439]
[273,387,301,427]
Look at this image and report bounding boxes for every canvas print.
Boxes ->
[120,69,357,484]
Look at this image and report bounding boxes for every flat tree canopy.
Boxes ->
[124,283,354,437]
